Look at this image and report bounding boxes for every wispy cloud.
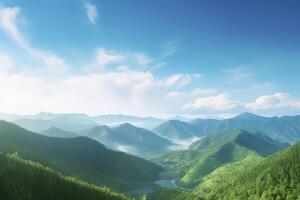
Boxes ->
[85,2,98,25]
[93,48,125,69]
[0,6,69,73]
[222,67,252,83]
[162,40,177,58]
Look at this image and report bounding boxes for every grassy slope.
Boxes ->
[0,120,163,191]
[0,153,130,200]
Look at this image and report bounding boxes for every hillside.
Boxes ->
[0,120,163,191]
[82,123,173,157]
[0,153,130,200]
[193,141,300,199]
[152,141,300,200]
[153,120,200,140]
[42,127,78,138]
[192,112,300,143]
[154,129,288,188]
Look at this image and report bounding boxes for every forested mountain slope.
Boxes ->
[153,120,200,140]
[0,120,163,191]
[152,141,300,200]
[192,112,300,143]
[154,129,287,188]
[82,123,173,157]
[0,153,131,200]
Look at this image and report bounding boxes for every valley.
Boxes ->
[0,112,300,199]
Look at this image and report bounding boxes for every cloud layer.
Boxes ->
[0,5,299,118]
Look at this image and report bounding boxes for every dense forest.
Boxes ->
[151,141,300,200]
[153,129,287,188]
[0,152,132,200]
[0,120,162,192]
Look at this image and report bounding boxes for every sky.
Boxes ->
[0,0,300,118]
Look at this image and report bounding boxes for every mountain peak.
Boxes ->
[236,112,262,119]
[117,123,137,129]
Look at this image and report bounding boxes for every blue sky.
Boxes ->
[0,0,300,118]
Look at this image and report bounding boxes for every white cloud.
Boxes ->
[93,48,125,69]
[245,93,300,111]
[183,93,240,112]
[182,92,300,117]
[85,2,98,25]
[165,73,202,89]
[0,51,14,70]
[0,6,69,73]
[0,68,202,117]
[134,53,151,66]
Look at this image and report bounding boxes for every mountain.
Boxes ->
[42,127,78,138]
[0,120,163,191]
[190,128,288,156]
[204,141,300,199]
[154,129,288,188]
[0,153,129,200]
[13,118,96,133]
[153,120,200,140]
[0,112,165,131]
[92,114,164,129]
[192,112,300,143]
[152,136,300,200]
[82,123,174,157]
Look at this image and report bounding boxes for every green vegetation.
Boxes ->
[0,120,163,192]
[153,120,200,140]
[192,112,300,143]
[154,129,287,188]
[151,141,300,200]
[0,152,130,200]
[82,123,173,157]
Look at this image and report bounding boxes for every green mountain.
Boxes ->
[203,141,300,200]
[154,129,287,188]
[153,120,200,140]
[174,141,300,200]
[192,112,300,143]
[0,152,130,200]
[42,127,78,138]
[82,123,173,157]
[0,120,163,192]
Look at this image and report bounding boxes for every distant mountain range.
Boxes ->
[42,127,79,138]
[0,120,163,192]
[154,112,300,143]
[0,112,165,132]
[81,123,174,157]
[192,112,300,143]
[153,120,201,140]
